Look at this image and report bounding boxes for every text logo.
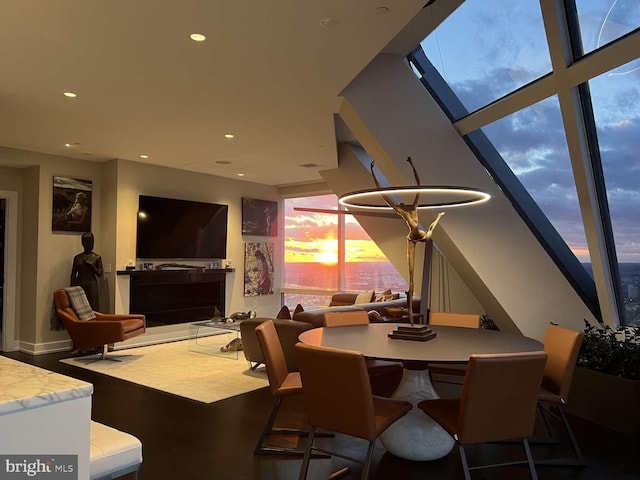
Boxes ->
[0,456,77,479]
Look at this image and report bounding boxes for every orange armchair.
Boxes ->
[54,288,146,361]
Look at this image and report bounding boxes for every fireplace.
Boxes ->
[128,270,226,328]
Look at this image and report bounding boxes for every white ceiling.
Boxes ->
[0,1,426,186]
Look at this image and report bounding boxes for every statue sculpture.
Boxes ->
[370,157,445,325]
[70,232,104,311]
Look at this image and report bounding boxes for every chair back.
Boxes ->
[323,310,369,327]
[255,320,291,396]
[295,343,377,440]
[428,312,481,329]
[53,289,82,325]
[542,324,584,401]
[457,351,547,444]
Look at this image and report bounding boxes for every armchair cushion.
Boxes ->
[65,286,96,320]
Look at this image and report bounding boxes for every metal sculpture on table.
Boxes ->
[371,157,444,326]
[339,156,490,327]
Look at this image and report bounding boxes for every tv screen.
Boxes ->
[136,195,228,259]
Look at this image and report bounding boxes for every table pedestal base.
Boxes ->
[379,367,455,461]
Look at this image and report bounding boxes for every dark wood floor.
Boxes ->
[4,349,640,480]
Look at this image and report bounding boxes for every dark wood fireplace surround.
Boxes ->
[117,269,232,328]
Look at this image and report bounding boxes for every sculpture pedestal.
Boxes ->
[379,366,455,461]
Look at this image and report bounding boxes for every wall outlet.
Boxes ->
[104,263,112,273]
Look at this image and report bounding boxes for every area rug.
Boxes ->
[60,340,268,403]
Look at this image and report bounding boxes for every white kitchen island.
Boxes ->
[0,356,93,479]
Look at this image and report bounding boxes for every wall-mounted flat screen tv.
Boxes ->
[136,195,228,259]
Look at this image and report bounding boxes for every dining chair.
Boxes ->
[295,343,412,480]
[254,319,308,455]
[426,312,481,381]
[322,311,404,397]
[535,323,585,466]
[428,312,481,329]
[418,351,548,480]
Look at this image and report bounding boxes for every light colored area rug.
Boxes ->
[60,340,268,403]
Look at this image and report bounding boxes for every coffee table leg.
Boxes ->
[379,365,455,461]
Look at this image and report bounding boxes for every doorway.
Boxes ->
[1,190,18,352]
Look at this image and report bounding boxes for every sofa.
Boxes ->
[293,291,422,328]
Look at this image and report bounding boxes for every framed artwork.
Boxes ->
[52,176,93,232]
[242,197,277,236]
[244,242,274,296]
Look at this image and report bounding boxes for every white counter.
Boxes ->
[0,356,93,479]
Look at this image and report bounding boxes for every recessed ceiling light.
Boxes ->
[64,142,81,148]
[63,92,77,98]
[215,160,232,165]
[224,133,235,139]
[375,6,390,14]
[237,173,245,177]
[190,33,206,42]
[140,154,149,159]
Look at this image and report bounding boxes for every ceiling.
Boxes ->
[0,1,426,186]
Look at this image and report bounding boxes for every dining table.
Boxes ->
[298,323,543,461]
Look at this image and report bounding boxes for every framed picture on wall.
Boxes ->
[242,198,277,236]
[244,241,274,296]
[52,176,93,232]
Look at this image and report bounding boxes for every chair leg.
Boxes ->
[254,396,329,456]
[458,445,472,480]
[298,426,316,480]
[523,438,538,480]
[535,403,585,466]
[360,440,376,480]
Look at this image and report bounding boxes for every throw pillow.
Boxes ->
[275,305,291,320]
[293,304,304,314]
[354,289,375,304]
[375,288,393,302]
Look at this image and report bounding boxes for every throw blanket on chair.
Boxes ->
[65,286,97,321]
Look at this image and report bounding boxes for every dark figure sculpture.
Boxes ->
[70,232,104,310]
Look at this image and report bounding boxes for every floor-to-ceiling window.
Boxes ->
[282,194,408,307]
[409,0,639,326]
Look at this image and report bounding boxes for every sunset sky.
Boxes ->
[284,194,388,264]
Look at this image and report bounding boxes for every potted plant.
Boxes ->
[566,320,640,437]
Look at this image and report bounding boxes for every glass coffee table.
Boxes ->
[188,320,243,359]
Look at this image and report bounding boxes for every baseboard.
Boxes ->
[18,339,73,355]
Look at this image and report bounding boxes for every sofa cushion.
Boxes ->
[354,289,375,304]
[275,305,291,320]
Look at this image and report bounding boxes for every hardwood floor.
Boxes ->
[3,350,640,480]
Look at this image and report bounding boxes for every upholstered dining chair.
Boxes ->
[254,320,313,456]
[426,312,481,381]
[535,323,585,466]
[322,310,403,397]
[295,342,412,480]
[428,312,482,329]
[53,287,146,362]
[418,351,548,480]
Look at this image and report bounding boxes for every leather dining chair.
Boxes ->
[428,312,482,329]
[295,342,412,480]
[53,287,146,362]
[254,320,312,456]
[418,351,548,480]
[323,311,403,397]
[426,312,481,381]
[535,323,585,466]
